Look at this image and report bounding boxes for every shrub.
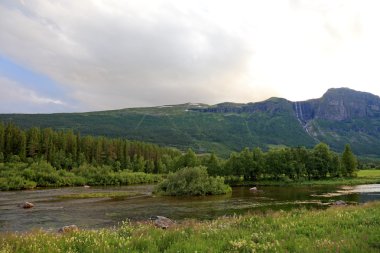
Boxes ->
[154,166,231,196]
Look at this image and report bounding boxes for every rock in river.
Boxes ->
[58,225,79,233]
[22,202,34,209]
[150,216,174,229]
[332,200,347,206]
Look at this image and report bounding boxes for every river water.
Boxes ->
[1,184,379,232]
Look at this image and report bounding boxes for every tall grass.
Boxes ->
[1,202,380,252]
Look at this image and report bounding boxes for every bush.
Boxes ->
[154,166,231,196]
[0,176,36,190]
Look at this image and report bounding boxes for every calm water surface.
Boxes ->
[0,184,379,232]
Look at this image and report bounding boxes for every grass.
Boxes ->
[358,169,380,178]
[244,169,380,187]
[1,202,380,252]
[57,191,142,199]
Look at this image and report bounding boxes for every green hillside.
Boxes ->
[1,88,380,157]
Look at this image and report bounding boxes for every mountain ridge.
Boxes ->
[1,87,380,157]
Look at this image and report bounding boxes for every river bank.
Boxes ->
[1,201,379,252]
[231,169,380,187]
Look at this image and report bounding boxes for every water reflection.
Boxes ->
[0,184,379,232]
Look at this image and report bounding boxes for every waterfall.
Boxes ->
[298,102,304,122]
[294,102,303,125]
[294,101,319,142]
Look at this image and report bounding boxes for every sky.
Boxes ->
[1,0,380,113]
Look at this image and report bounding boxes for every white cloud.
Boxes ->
[0,77,70,113]
[1,0,380,112]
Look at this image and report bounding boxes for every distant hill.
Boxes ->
[1,88,380,157]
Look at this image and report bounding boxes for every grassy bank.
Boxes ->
[237,169,380,187]
[1,202,380,253]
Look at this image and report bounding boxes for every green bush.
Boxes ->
[0,176,36,190]
[154,166,231,196]
[0,161,163,190]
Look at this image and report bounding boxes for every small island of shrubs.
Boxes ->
[154,166,231,196]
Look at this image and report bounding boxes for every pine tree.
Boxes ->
[0,122,4,154]
[341,144,357,177]
[19,132,27,161]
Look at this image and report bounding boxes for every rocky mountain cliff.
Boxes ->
[1,88,380,157]
[298,88,380,121]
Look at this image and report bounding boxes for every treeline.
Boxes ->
[0,122,359,190]
[224,143,357,180]
[167,144,358,181]
[0,122,182,173]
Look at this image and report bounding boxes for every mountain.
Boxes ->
[1,88,380,157]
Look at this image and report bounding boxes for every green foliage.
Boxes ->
[154,166,231,196]
[309,143,332,179]
[205,152,221,176]
[0,122,181,173]
[0,161,161,190]
[222,143,359,182]
[175,149,199,169]
[1,202,380,252]
[0,121,364,191]
[341,144,358,177]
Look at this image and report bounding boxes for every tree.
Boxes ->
[329,153,341,177]
[19,132,27,161]
[27,127,40,158]
[240,148,254,180]
[240,147,264,180]
[205,153,220,176]
[224,152,241,176]
[341,144,357,177]
[310,143,332,179]
[0,122,4,154]
[265,149,285,180]
[154,166,231,196]
[176,149,198,169]
[291,147,309,180]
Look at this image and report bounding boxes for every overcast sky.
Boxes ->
[1,0,380,113]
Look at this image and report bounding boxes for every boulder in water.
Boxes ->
[22,202,34,209]
[58,225,79,233]
[150,216,174,229]
[249,187,257,191]
[332,200,347,206]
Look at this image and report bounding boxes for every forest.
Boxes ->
[0,122,358,190]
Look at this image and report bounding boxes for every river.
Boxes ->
[1,184,379,232]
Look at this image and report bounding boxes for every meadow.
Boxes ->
[1,201,379,253]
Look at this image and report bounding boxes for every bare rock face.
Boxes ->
[316,88,380,121]
[150,216,174,229]
[58,225,79,233]
[22,202,34,209]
